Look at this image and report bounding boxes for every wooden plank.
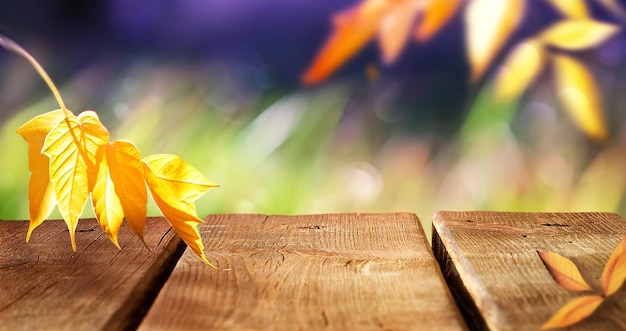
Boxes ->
[433,211,626,330]
[140,213,467,330]
[0,217,185,331]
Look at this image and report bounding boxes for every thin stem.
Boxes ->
[0,35,67,112]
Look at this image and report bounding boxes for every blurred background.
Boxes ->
[2,0,626,236]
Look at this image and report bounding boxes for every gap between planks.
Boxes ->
[433,211,626,331]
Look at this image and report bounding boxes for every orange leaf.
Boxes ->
[415,0,463,42]
[541,295,604,329]
[606,256,626,296]
[378,0,421,64]
[106,140,147,243]
[16,109,71,241]
[602,234,626,296]
[538,251,592,291]
[544,0,589,19]
[42,111,109,251]
[552,54,607,141]
[142,154,219,266]
[301,0,391,84]
[465,0,525,81]
[540,20,620,51]
[91,148,124,249]
[495,39,546,100]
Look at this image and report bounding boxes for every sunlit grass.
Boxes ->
[1,60,625,239]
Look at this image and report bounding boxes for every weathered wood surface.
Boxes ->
[140,213,467,330]
[0,217,185,331]
[433,211,626,331]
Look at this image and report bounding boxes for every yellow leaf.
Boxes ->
[78,111,111,189]
[42,111,109,251]
[378,0,421,64]
[415,0,463,41]
[544,0,589,19]
[540,20,620,50]
[16,109,71,241]
[142,154,218,266]
[465,0,525,81]
[91,149,124,249]
[42,115,89,251]
[16,109,70,141]
[106,140,147,243]
[301,0,390,84]
[538,251,592,291]
[602,234,626,296]
[24,154,57,242]
[552,54,607,141]
[495,39,546,100]
[541,295,604,329]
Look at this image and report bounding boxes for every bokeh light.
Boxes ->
[2,0,626,236]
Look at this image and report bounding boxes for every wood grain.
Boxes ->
[433,211,626,331]
[0,217,185,331]
[140,213,467,330]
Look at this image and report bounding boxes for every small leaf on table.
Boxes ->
[537,251,592,291]
[602,234,626,296]
[541,295,604,329]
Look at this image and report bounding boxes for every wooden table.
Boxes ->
[0,213,465,330]
[2,212,625,330]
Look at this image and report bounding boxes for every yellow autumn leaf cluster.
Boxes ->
[17,109,217,264]
[16,109,219,266]
[538,234,626,329]
[495,18,620,140]
[301,0,626,140]
[300,0,525,84]
[1,35,219,266]
[301,0,463,84]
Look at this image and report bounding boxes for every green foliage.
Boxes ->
[1,62,625,237]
